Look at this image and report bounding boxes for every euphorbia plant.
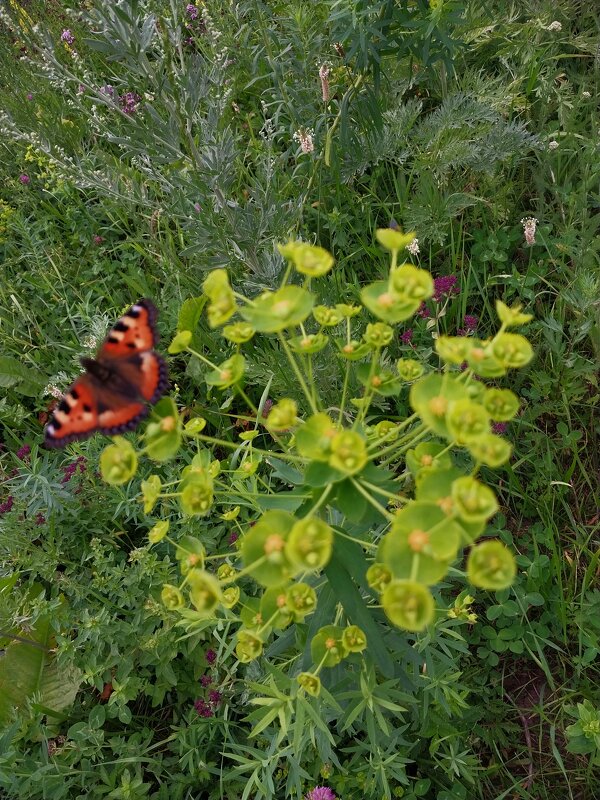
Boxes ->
[101,228,533,696]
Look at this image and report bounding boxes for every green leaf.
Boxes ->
[325,539,394,677]
[304,461,344,487]
[0,356,46,397]
[334,479,368,522]
[178,296,207,334]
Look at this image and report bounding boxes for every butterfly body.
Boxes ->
[45,300,168,448]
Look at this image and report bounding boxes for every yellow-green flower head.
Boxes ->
[222,586,240,609]
[180,474,214,516]
[467,434,512,467]
[148,520,169,544]
[168,330,192,354]
[175,535,206,574]
[313,305,343,326]
[236,629,264,662]
[335,303,362,318]
[451,476,498,523]
[329,430,368,475]
[388,264,434,303]
[397,358,424,381]
[202,269,237,328]
[187,569,223,616]
[278,240,334,277]
[376,227,417,253]
[297,672,321,696]
[342,625,367,653]
[222,322,255,343]
[382,579,434,631]
[467,540,516,590]
[491,333,534,369]
[286,517,333,570]
[161,584,185,611]
[286,582,317,620]
[496,300,533,328]
[366,562,393,593]
[240,510,296,586]
[435,336,473,365]
[311,624,348,667]
[265,398,298,432]
[141,474,162,514]
[364,322,394,348]
[446,399,491,444]
[483,388,519,421]
[100,437,138,485]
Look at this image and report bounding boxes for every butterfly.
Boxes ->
[45,299,168,448]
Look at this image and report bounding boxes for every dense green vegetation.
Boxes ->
[0,1,599,798]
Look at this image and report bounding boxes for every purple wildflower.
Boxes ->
[77,84,85,94]
[19,174,30,185]
[194,698,213,717]
[93,235,104,245]
[0,496,14,514]
[228,530,239,545]
[100,85,115,97]
[492,422,508,435]
[205,649,217,664]
[61,29,75,45]
[305,788,337,800]
[417,302,431,319]
[262,399,274,418]
[27,93,33,100]
[120,91,141,114]
[35,514,46,525]
[208,690,222,705]
[464,315,478,331]
[200,675,212,687]
[186,3,199,19]
[433,275,459,302]
[400,329,413,345]
[16,445,31,460]
[193,202,202,212]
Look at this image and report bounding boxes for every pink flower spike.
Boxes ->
[19,174,30,185]
[305,788,337,800]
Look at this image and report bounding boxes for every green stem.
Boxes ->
[350,477,395,522]
[278,333,319,414]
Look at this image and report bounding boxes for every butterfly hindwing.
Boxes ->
[44,299,168,448]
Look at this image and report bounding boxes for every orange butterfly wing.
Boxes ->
[45,300,168,448]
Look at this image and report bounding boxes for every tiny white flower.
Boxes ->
[293,127,314,154]
[548,140,559,150]
[582,91,591,98]
[406,238,420,256]
[547,21,562,32]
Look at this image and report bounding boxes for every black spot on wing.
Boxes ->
[113,321,129,332]
[83,403,92,413]
[71,387,80,400]
[107,335,120,344]
[58,399,70,414]
[126,342,137,349]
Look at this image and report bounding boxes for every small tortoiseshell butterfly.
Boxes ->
[45,299,168,448]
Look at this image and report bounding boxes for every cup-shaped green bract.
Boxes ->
[467,540,516,590]
[180,473,214,517]
[260,584,293,630]
[363,322,394,348]
[467,340,506,378]
[288,332,329,354]
[409,374,469,438]
[240,286,314,333]
[148,520,169,544]
[240,510,297,587]
[335,339,372,360]
[311,624,348,668]
[203,269,236,328]
[388,264,434,305]
[467,434,512,467]
[141,474,162,513]
[295,412,337,461]
[379,502,461,584]
[100,437,138,485]
[397,358,425,381]
[205,354,245,389]
[451,476,499,524]
[236,629,264,663]
[264,398,297,432]
[278,241,334,277]
[329,430,367,475]
[414,468,484,544]
[222,586,240,609]
[406,442,452,477]
[161,584,185,611]
[144,397,182,461]
[382,579,434,632]
[313,305,343,326]
[222,322,255,344]
[297,672,321,696]
[361,281,419,323]
[491,333,533,369]
[356,364,402,396]
[184,416,207,435]
[446,399,491,445]
[342,625,367,653]
[435,336,473,365]
[496,300,533,328]
[175,534,206,574]
[483,388,519,421]
[187,569,223,616]
[286,517,333,571]
[168,330,192,354]
[366,562,393,593]
[376,228,416,253]
[239,596,263,630]
[286,582,317,621]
